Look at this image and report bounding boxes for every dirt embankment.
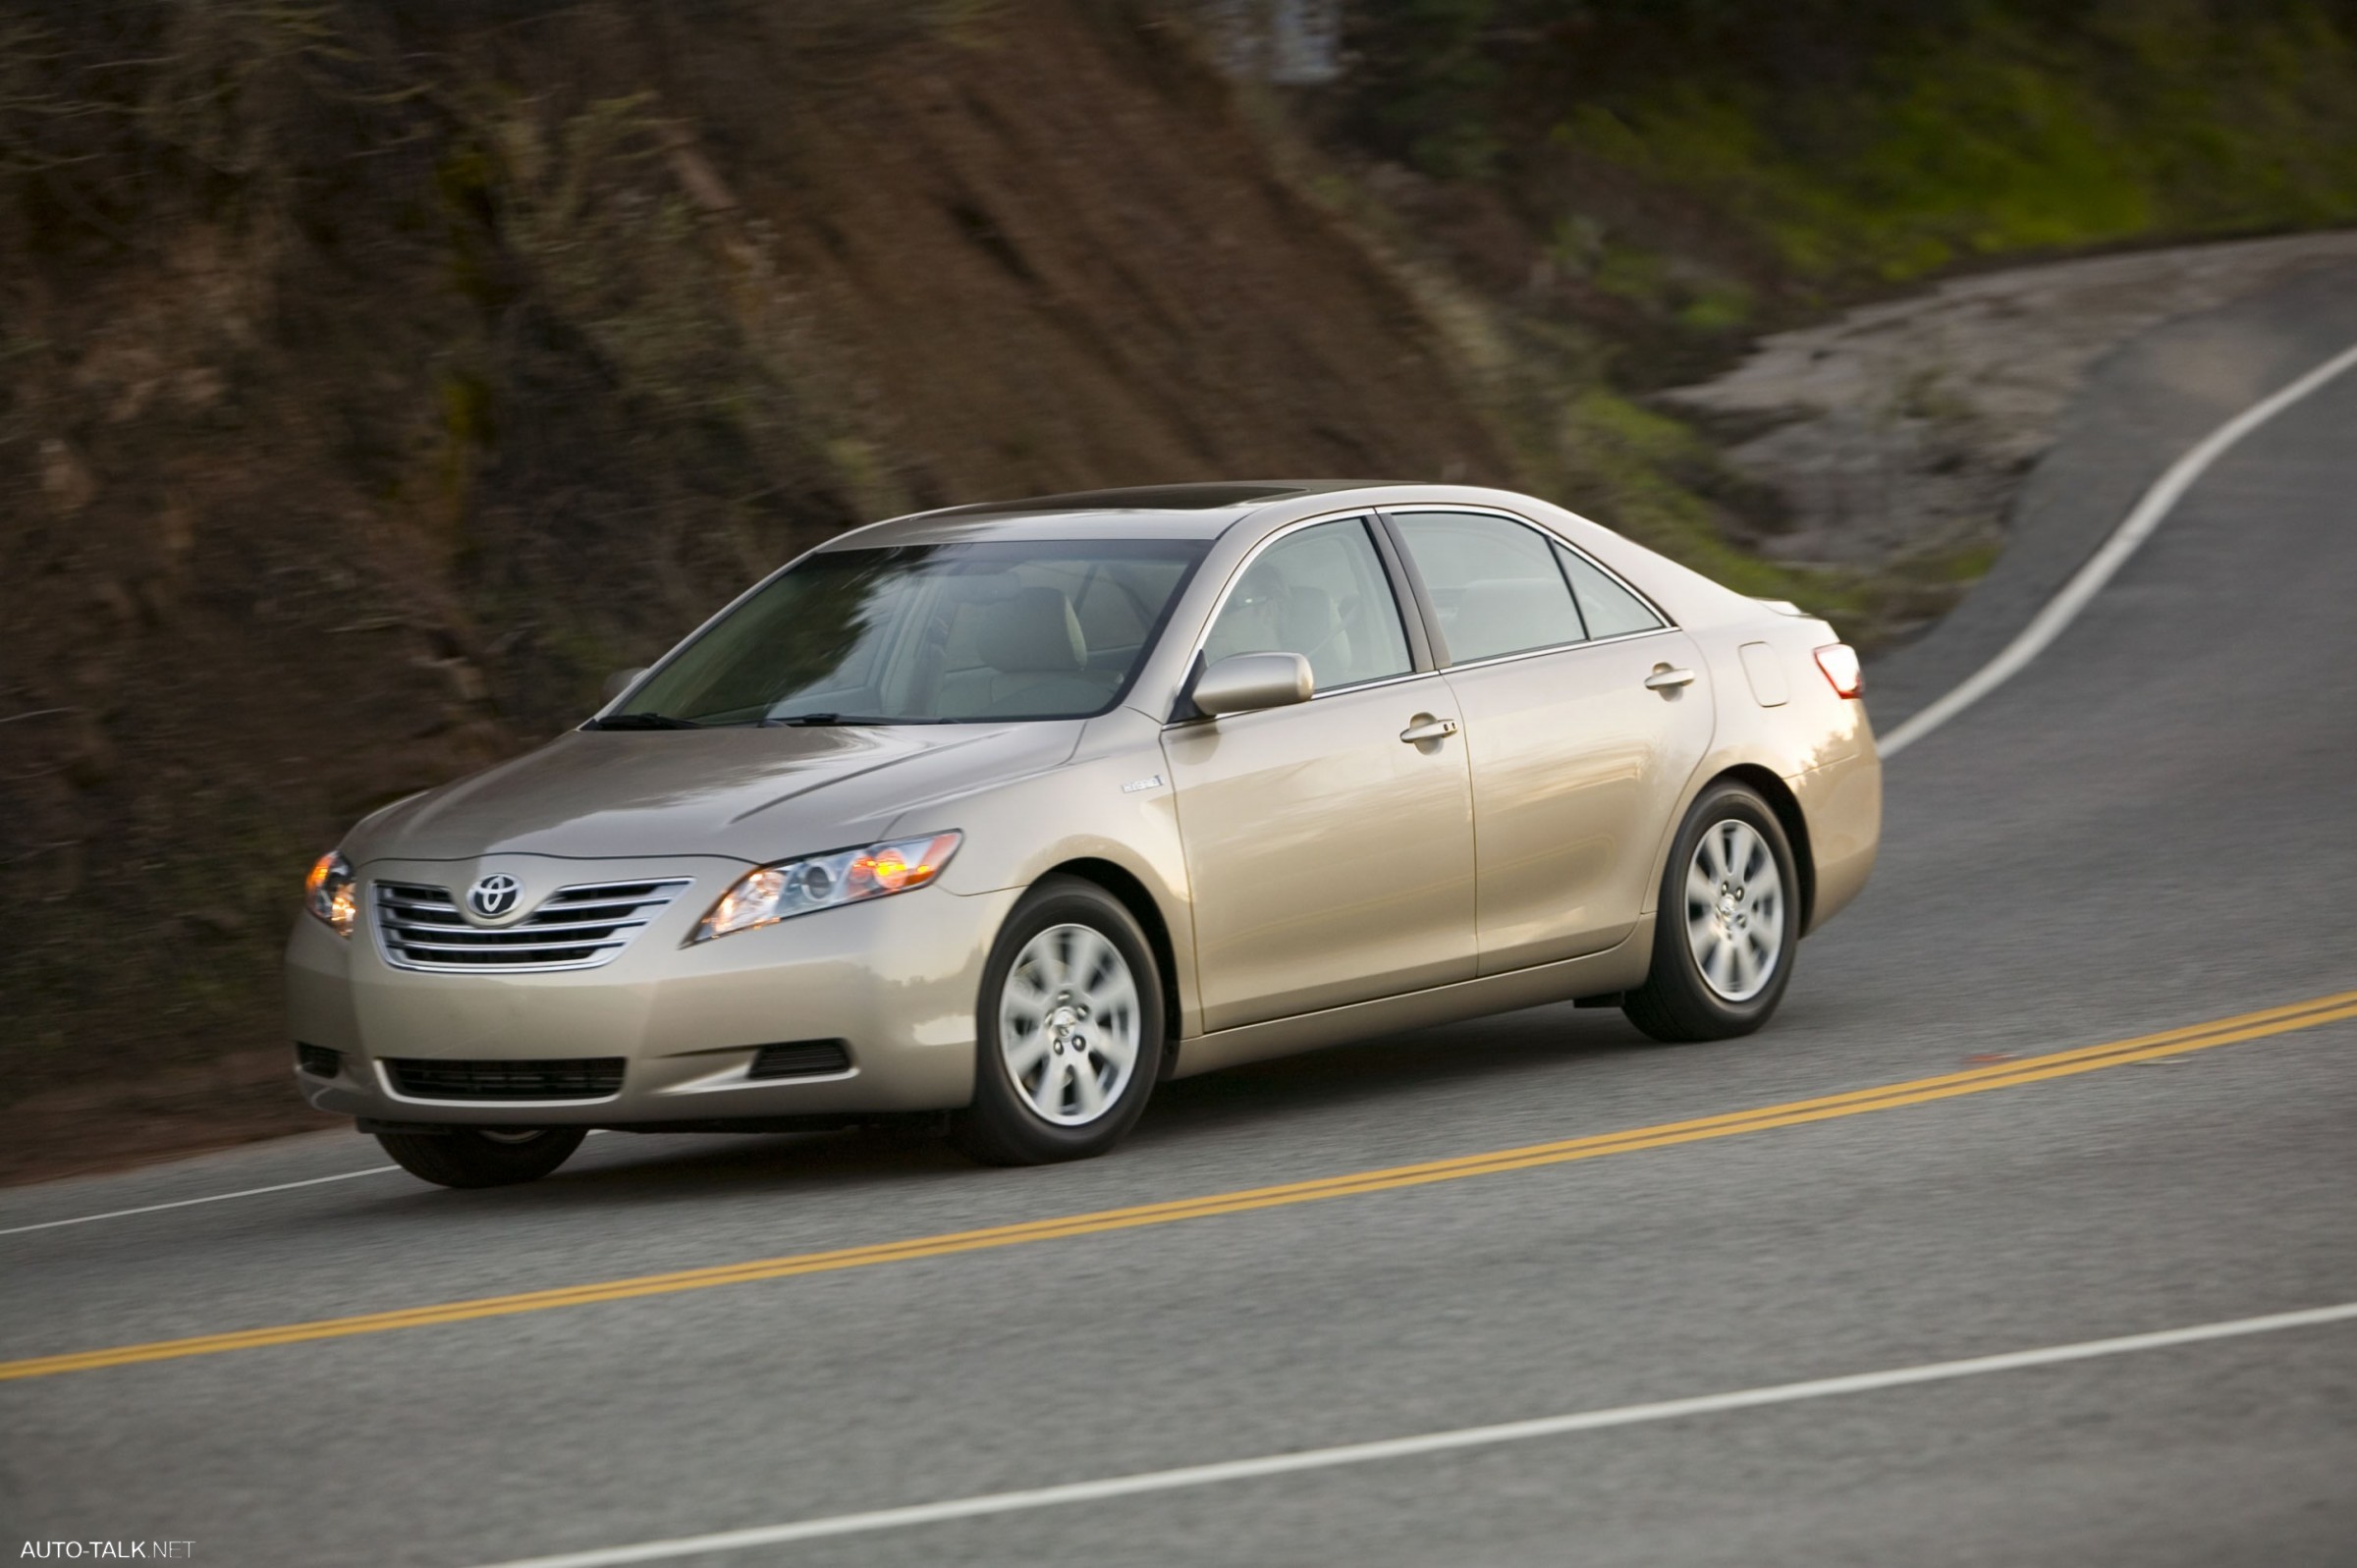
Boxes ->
[0,1,1509,1181]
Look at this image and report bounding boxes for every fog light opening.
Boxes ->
[748,1040,853,1080]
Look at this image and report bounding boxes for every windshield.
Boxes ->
[614,538,1208,726]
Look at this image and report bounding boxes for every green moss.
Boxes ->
[1933,541,2001,584]
[1547,5,2357,288]
[438,369,494,447]
[1676,281,1753,332]
[1590,243,1669,306]
[1558,390,1866,622]
[823,436,909,522]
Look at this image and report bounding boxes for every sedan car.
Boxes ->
[288,482,1880,1186]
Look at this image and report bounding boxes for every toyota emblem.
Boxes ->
[466,873,522,919]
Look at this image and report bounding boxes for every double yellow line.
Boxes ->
[6,988,2353,1383]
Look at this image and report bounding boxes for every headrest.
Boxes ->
[974,585,1087,673]
[1455,577,1577,653]
[1279,585,1339,650]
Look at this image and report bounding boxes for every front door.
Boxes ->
[1162,517,1477,1031]
[1386,510,1714,974]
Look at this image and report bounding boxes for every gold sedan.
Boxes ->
[287,483,1880,1186]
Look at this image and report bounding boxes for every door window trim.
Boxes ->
[1363,515,1438,673]
[1372,505,1679,674]
[1168,511,1434,724]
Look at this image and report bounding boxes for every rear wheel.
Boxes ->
[1623,781,1800,1043]
[951,878,1164,1165]
[374,1125,586,1189]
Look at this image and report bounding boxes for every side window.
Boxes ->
[1201,518,1412,692]
[1555,544,1664,638]
[1390,512,1587,664]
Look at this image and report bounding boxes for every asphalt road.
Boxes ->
[6,274,2357,1568]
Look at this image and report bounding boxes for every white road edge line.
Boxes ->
[0,1165,401,1236]
[1879,336,2357,758]
[0,1132,623,1238]
[471,1300,2357,1568]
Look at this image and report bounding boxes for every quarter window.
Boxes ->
[1390,512,1588,664]
[1201,518,1412,692]
[1554,544,1665,638]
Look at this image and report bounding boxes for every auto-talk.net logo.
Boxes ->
[20,1544,194,1560]
[467,873,521,919]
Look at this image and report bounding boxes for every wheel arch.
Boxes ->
[1036,857,1185,1074]
[1706,764,1816,936]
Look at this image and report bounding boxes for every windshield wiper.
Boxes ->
[763,713,957,727]
[587,712,704,730]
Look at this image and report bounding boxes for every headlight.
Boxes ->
[304,851,357,938]
[692,831,962,943]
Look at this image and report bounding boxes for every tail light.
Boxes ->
[1814,644,1864,699]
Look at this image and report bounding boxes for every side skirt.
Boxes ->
[1170,920,1654,1080]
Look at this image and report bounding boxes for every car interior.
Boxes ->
[1198,517,1412,692]
[810,553,1191,721]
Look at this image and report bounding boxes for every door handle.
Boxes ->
[1644,667,1697,692]
[1399,716,1459,744]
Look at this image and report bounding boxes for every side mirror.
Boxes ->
[1189,652,1313,718]
[603,667,648,703]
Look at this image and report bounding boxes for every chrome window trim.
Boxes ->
[1374,504,1678,669]
[1168,509,1426,720]
[1426,622,1682,677]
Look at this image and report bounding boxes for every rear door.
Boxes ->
[1384,510,1714,974]
[1161,516,1478,1031]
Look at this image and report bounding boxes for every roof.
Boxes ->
[822,481,1396,548]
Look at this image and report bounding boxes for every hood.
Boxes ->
[347,722,1083,866]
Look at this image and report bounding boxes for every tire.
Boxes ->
[1623,780,1801,1044]
[374,1125,586,1189]
[950,877,1166,1165]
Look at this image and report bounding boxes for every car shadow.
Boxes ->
[1135,1001,1663,1143]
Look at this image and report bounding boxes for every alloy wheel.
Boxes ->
[1683,818,1786,1002]
[997,923,1143,1126]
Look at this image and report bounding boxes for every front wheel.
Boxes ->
[950,877,1165,1165]
[374,1125,586,1189]
[1623,781,1800,1043]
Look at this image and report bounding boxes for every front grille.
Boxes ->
[748,1040,853,1079]
[383,1056,626,1101]
[372,878,689,972]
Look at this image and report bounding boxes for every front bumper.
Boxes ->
[286,854,1018,1126]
